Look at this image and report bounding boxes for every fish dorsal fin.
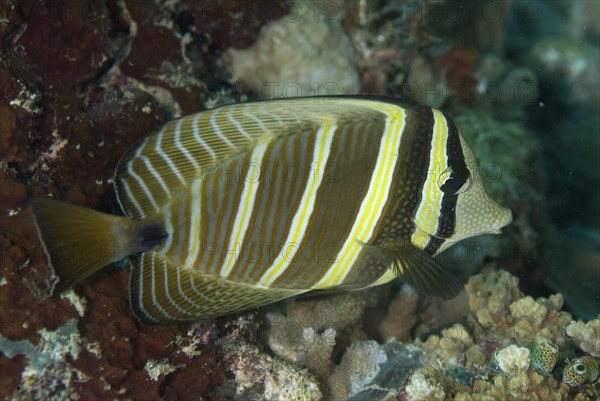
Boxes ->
[129,252,305,323]
[114,98,391,219]
[357,241,461,299]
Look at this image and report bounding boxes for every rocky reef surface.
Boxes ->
[1,1,598,400]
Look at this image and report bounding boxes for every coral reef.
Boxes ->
[0,320,86,400]
[266,293,369,398]
[329,340,424,401]
[526,38,600,110]
[220,340,321,401]
[261,270,599,401]
[405,371,445,401]
[0,1,283,399]
[377,284,470,343]
[566,319,600,358]
[400,271,597,401]
[226,0,359,98]
[1,1,598,400]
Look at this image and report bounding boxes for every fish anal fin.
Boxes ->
[298,286,358,301]
[358,241,462,299]
[129,253,304,323]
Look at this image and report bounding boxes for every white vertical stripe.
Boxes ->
[160,198,175,253]
[161,258,189,317]
[258,120,337,285]
[210,107,235,148]
[174,118,200,171]
[313,103,406,288]
[175,266,198,309]
[192,113,217,160]
[139,154,171,197]
[156,126,186,184]
[173,183,189,259]
[243,104,271,135]
[119,137,162,218]
[228,104,253,140]
[185,177,203,268]
[149,253,176,321]
[220,140,270,277]
[134,254,157,322]
[120,179,146,218]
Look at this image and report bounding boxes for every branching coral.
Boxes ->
[566,318,600,357]
[422,323,474,364]
[266,293,368,399]
[378,285,420,342]
[267,293,367,367]
[261,270,599,401]
[378,284,470,343]
[403,271,596,401]
[465,271,573,349]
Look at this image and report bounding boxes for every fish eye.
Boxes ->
[437,166,472,195]
[574,362,586,374]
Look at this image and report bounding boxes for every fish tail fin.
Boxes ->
[30,198,166,295]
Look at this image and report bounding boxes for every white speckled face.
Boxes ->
[452,135,512,242]
[409,111,512,257]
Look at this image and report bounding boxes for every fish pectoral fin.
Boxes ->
[129,252,304,323]
[357,241,462,299]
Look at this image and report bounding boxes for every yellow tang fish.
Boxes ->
[30,96,512,323]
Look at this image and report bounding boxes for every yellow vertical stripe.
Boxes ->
[411,109,449,247]
[220,141,270,277]
[313,102,406,288]
[258,119,337,285]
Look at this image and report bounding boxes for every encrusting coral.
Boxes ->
[495,344,531,376]
[327,340,387,401]
[226,0,359,98]
[221,340,321,401]
[0,320,86,401]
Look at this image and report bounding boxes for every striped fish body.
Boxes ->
[31,96,512,323]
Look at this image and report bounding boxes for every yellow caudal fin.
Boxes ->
[30,198,166,295]
[129,252,305,323]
